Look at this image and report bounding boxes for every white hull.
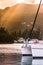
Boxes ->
[21,45,32,56]
[32,44,43,57]
[21,44,43,57]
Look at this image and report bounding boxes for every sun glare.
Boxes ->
[16,0,23,3]
[0,0,43,9]
[16,0,35,4]
[34,0,43,4]
[16,0,43,4]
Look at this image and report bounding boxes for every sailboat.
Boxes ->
[21,0,43,58]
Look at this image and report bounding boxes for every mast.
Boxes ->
[29,0,42,39]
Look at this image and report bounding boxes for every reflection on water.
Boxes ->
[21,56,32,65]
[0,54,43,65]
[0,54,21,65]
[32,59,43,65]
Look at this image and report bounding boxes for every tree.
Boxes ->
[22,29,28,40]
[31,28,41,39]
[12,31,18,40]
[18,30,22,37]
[0,27,14,43]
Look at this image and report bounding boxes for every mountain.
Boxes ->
[0,4,43,33]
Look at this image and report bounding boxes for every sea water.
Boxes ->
[0,43,43,65]
[0,54,43,65]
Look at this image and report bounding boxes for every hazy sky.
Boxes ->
[0,0,43,9]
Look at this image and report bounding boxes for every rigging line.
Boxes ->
[29,0,42,39]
